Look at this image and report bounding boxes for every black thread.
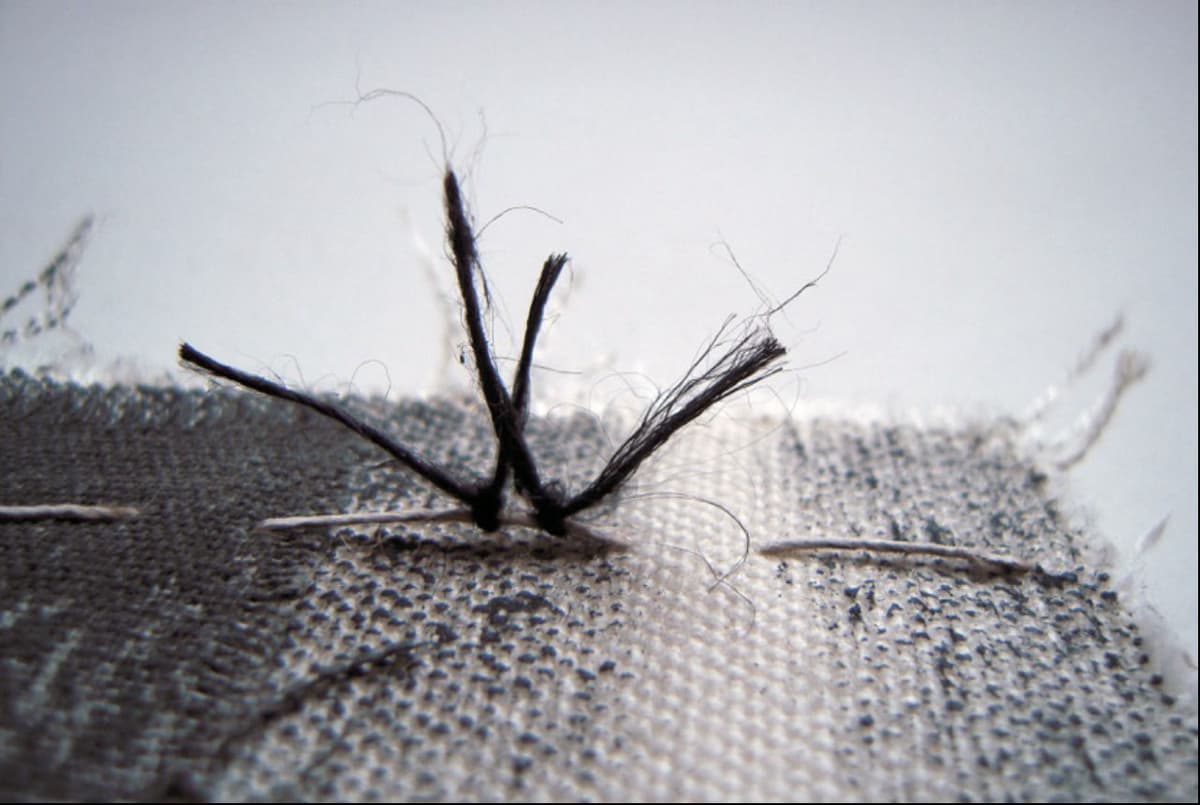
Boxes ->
[181,164,791,539]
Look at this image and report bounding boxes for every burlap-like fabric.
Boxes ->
[1,370,1195,800]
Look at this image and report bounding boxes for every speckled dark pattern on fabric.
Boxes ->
[1,371,384,799]
[1,371,1195,801]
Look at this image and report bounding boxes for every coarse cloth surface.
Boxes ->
[1,370,1195,800]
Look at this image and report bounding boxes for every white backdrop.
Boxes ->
[1,1,1195,661]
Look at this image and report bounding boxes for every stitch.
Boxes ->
[0,503,140,522]
[760,537,1082,582]
[759,537,1038,573]
[255,507,611,544]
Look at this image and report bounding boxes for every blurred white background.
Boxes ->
[1,2,1195,661]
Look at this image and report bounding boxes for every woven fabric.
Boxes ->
[1,370,1195,800]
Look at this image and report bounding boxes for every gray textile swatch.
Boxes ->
[1,370,1195,800]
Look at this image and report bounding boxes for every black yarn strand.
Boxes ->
[484,253,569,512]
[442,170,570,533]
[177,343,480,507]
[181,165,794,539]
[563,325,786,518]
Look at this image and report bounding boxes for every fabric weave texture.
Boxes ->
[0,370,1195,800]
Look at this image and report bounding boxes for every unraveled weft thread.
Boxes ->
[1053,348,1150,471]
[181,165,787,540]
[1,215,93,348]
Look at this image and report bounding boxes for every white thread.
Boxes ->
[256,507,627,549]
[760,537,1038,573]
[0,503,140,522]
